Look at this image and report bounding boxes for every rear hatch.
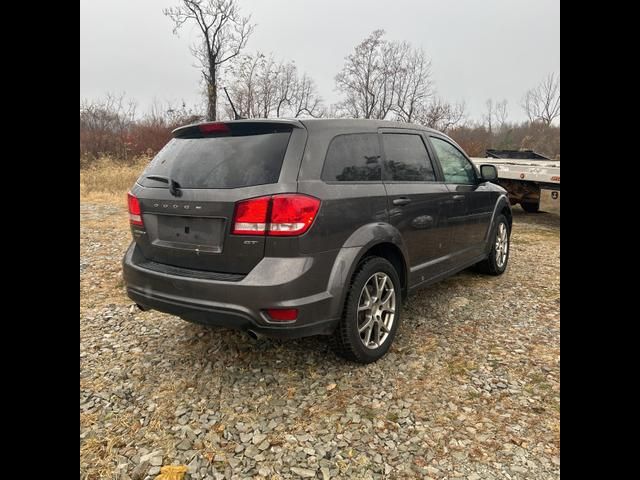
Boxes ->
[129,121,304,275]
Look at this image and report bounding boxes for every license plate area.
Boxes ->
[152,215,225,254]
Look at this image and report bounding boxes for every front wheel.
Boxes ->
[476,214,510,275]
[330,257,402,363]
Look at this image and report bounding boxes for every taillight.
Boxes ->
[231,194,320,237]
[231,196,270,235]
[269,194,321,236]
[127,192,143,226]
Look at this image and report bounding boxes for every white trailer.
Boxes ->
[470,155,560,213]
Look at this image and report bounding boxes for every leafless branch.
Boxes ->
[493,99,509,131]
[163,1,254,120]
[416,97,467,133]
[522,73,560,126]
[223,52,324,119]
[335,30,434,122]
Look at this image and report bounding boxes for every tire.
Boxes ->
[330,256,402,363]
[521,201,540,213]
[476,214,510,276]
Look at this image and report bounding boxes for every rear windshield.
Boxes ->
[138,131,292,189]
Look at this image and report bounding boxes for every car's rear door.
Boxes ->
[380,129,451,284]
[427,135,494,262]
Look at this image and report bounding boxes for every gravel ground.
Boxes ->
[80,202,560,480]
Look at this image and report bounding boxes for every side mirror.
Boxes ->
[480,164,498,182]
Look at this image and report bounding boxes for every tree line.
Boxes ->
[80,0,559,163]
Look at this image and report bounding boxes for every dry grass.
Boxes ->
[80,157,149,204]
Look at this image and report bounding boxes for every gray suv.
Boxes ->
[122,119,511,363]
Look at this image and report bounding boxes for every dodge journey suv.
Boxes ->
[123,119,511,363]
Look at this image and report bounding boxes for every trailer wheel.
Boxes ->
[521,201,540,213]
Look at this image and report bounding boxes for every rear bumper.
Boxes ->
[122,243,341,338]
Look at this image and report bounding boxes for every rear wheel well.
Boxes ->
[360,243,408,299]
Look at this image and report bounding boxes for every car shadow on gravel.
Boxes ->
[165,282,465,375]
[177,321,346,369]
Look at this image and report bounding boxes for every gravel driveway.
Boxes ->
[80,202,560,480]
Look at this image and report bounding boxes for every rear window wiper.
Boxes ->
[144,175,182,197]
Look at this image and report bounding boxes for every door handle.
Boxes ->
[452,195,465,201]
[393,197,412,206]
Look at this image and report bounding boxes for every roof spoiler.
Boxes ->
[172,119,303,138]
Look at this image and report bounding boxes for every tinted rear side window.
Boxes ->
[382,133,436,182]
[321,133,381,182]
[138,131,291,189]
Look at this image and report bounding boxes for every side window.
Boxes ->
[382,133,436,182]
[430,137,476,184]
[321,133,381,182]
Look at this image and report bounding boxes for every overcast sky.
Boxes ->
[80,0,559,123]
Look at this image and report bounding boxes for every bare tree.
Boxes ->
[493,99,509,131]
[252,55,280,118]
[484,98,509,135]
[335,29,390,119]
[231,53,279,118]
[393,47,433,122]
[335,30,434,121]
[226,53,263,118]
[146,98,202,127]
[483,98,494,135]
[522,73,560,126]
[164,0,254,121]
[80,93,137,160]
[224,52,324,119]
[275,61,297,118]
[291,73,324,118]
[417,97,466,133]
